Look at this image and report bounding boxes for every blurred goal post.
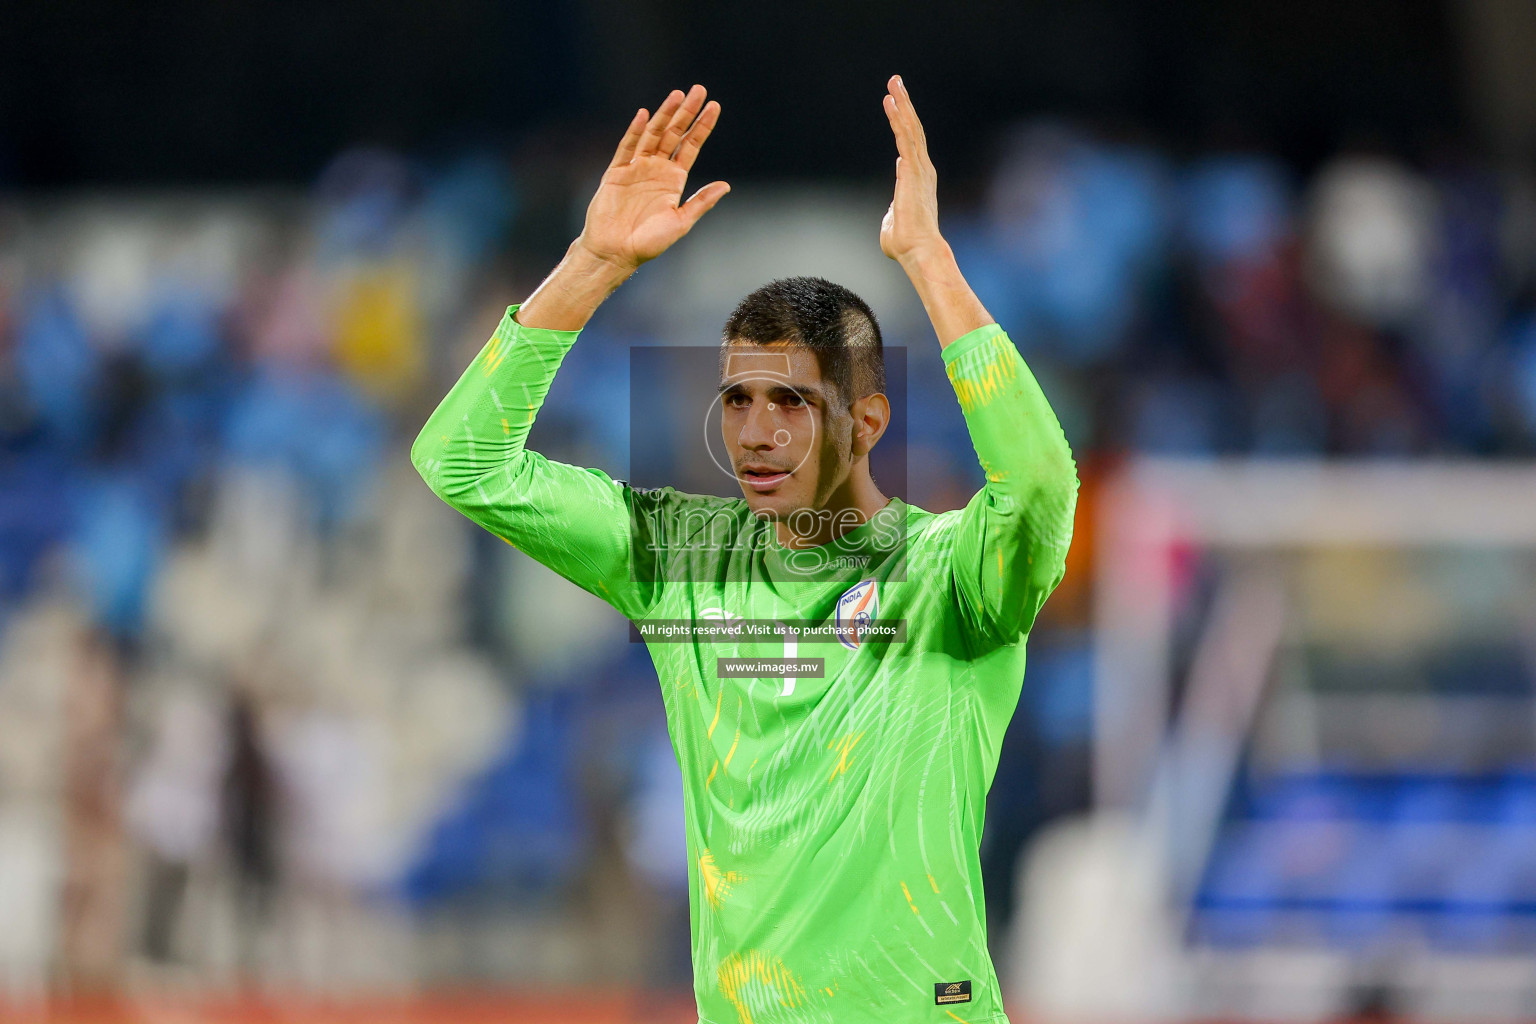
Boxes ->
[1092,458,1536,815]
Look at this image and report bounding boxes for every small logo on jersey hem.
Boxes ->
[935,980,971,1004]
[834,579,879,650]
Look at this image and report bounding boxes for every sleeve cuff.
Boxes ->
[940,321,1006,367]
[503,302,583,342]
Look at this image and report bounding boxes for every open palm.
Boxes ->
[578,84,730,270]
[879,75,942,264]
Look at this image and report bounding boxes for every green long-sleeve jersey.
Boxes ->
[411,302,1078,1024]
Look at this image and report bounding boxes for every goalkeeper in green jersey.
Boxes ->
[412,76,1078,1024]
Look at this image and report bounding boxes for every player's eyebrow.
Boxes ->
[717,379,832,405]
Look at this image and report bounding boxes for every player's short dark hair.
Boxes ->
[720,276,885,408]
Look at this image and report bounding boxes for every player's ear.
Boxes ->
[850,392,890,457]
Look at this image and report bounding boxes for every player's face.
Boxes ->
[718,342,854,520]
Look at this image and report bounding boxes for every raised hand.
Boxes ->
[879,75,944,265]
[577,85,731,271]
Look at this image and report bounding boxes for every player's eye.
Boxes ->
[724,391,750,409]
[777,393,805,408]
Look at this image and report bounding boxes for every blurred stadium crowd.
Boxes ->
[3,116,1536,996]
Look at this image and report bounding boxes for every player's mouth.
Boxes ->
[738,464,791,492]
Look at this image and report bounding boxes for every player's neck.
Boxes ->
[774,466,889,550]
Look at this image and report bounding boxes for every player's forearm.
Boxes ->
[410,303,578,504]
[409,303,652,616]
[514,238,636,332]
[414,239,624,496]
[945,322,1079,638]
[413,237,621,499]
[898,241,995,350]
[905,241,1078,561]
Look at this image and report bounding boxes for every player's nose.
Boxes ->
[737,397,779,448]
